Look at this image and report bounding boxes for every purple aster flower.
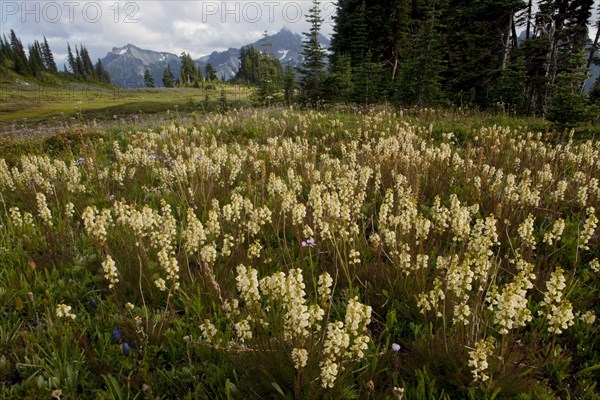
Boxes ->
[301,238,316,248]
[112,328,122,341]
[392,343,401,352]
[122,342,131,355]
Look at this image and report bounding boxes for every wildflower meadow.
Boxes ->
[0,108,598,399]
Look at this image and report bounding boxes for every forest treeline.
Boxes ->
[0,29,110,84]
[249,0,600,126]
[3,1,600,126]
[323,0,600,121]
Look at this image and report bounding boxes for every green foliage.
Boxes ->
[547,52,595,128]
[298,0,327,106]
[162,65,175,88]
[0,108,598,399]
[205,63,218,82]
[143,68,154,88]
[179,52,199,86]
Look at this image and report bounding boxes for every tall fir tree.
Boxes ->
[298,0,327,105]
[67,43,77,76]
[143,68,154,87]
[283,64,296,106]
[163,65,175,87]
[80,45,95,80]
[547,50,593,127]
[179,52,197,86]
[28,41,45,77]
[10,30,30,75]
[42,36,57,72]
[205,63,218,81]
[95,59,111,84]
[74,46,84,77]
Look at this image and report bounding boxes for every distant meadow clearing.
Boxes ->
[0,108,598,399]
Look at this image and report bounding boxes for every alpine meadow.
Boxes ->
[0,1,599,399]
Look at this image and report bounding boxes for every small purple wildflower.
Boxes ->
[112,328,122,341]
[108,194,115,202]
[75,157,85,166]
[301,238,316,248]
[90,298,97,308]
[142,384,150,392]
[122,342,131,355]
[131,339,139,349]
[392,343,401,352]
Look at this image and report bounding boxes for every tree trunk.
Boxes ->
[501,10,514,71]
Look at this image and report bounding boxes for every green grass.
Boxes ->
[0,79,253,128]
[0,107,598,399]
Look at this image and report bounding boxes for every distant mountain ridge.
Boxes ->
[101,28,330,88]
[101,44,180,88]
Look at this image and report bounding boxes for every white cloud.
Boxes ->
[1,0,336,61]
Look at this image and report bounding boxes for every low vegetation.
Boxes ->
[0,108,597,399]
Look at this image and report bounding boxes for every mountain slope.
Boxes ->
[101,44,180,88]
[102,28,330,88]
[197,27,330,80]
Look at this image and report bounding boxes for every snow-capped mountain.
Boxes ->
[101,44,180,88]
[196,27,329,80]
[102,28,330,88]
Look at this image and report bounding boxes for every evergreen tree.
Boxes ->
[548,51,592,127]
[283,64,296,106]
[42,36,57,72]
[28,41,45,77]
[95,59,111,84]
[235,46,261,83]
[179,52,197,86]
[258,31,277,104]
[1,34,14,66]
[143,68,154,87]
[395,2,445,107]
[80,45,95,79]
[10,30,30,75]
[163,65,175,87]
[67,43,77,76]
[205,63,218,81]
[323,53,353,102]
[298,0,327,105]
[74,46,84,78]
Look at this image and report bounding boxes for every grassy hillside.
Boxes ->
[0,72,252,132]
[0,108,598,399]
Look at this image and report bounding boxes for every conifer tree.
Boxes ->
[28,41,45,77]
[80,45,95,79]
[299,0,326,106]
[324,53,353,102]
[10,30,30,75]
[548,51,592,127]
[95,59,111,84]
[74,46,84,78]
[163,65,175,87]
[67,43,77,76]
[205,63,217,81]
[42,36,57,72]
[0,34,13,66]
[179,52,197,86]
[283,64,296,106]
[144,68,154,87]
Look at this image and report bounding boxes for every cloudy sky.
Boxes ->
[1,1,598,67]
[1,1,337,65]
